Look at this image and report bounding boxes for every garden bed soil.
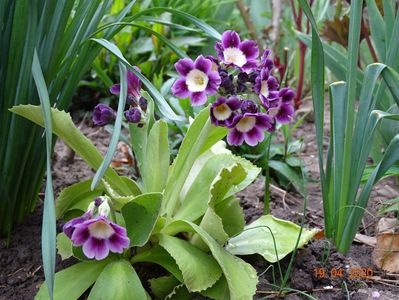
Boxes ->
[1,104,399,299]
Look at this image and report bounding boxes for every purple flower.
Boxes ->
[215,30,259,72]
[210,96,241,127]
[254,68,280,107]
[172,55,221,106]
[240,100,258,114]
[267,88,296,124]
[63,211,92,239]
[259,49,274,70]
[93,104,115,126]
[227,113,273,146]
[110,67,142,105]
[71,216,130,260]
[124,108,142,123]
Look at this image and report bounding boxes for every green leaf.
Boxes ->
[200,276,229,300]
[142,120,170,192]
[366,0,386,60]
[56,233,72,261]
[88,260,147,300]
[175,156,246,222]
[121,193,162,246]
[158,234,222,292]
[55,179,104,218]
[91,38,183,122]
[225,215,317,263]
[35,260,109,300]
[131,246,183,282]
[91,62,127,190]
[9,105,131,195]
[163,221,257,300]
[214,196,245,237]
[149,276,181,300]
[379,197,399,214]
[269,160,306,196]
[32,51,56,299]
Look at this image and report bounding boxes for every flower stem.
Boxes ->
[263,133,273,215]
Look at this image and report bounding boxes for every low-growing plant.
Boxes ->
[12,30,317,299]
[299,0,399,253]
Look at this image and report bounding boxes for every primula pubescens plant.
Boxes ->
[12,31,316,300]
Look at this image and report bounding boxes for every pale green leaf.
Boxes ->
[56,233,72,261]
[158,234,222,292]
[121,193,162,246]
[88,260,147,300]
[225,215,317,263]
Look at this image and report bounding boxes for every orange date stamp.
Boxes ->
[313,267,373,279]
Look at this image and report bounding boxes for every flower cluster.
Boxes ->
[172,30,295,146]
[63,197,130,260]
[92,67,147,127]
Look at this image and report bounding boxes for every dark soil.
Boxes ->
[1,103,399,299]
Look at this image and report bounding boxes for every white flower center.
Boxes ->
[88,220,114,239]
[268,107,279,117]
[186,69,209,92]
[236,116,256,133]
[260,81,269,97]
[213,103,232,121]
[223,47,247,67]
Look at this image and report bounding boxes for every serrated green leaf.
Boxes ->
[9,105,131,195]
[121,193,162,247]
[163,221,257,300]
[88,260,146,300]
[142,120,170,192]
[225,215,317,263]
[35,260,109,300]
[149,276,181,300]
[214,196,245,237]
[55,180,104,218]
[158,234,222,292]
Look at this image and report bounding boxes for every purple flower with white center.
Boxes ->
[125,107,142,123]
[110,67,142,105]
[171,55,221,106]
[210,96,241,127]
[63,211,92,239]
[259,49,274,70]
[227,113,273,146]
[254,68,280,107]
[215,30,259,72]
[93,104,116,126]
[71,216,130,260]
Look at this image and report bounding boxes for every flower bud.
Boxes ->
[93,104,115,126]
[124,108,142,123]
[98,198,111,217]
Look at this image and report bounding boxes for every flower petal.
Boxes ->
[71,224,90,246]
[244,126,264,146]
[276,103,294,124]
[239,40,259,60]
[206,71,221,94]
[107,233,130,253]
[171,78,190,98]
[194,55,212,73]
[227,128,245,146]
[109,84,120,95]
[175,58,194,76]
[221,30,241,48]
[190,91,207,106]
[226,97,242,110]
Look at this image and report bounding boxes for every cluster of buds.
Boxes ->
[92,67,147,127]
[63,196,129,260]
[172,30,295,146]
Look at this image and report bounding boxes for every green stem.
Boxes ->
[263,133,273,215]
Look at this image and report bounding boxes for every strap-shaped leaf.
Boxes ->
[88,260,147,300]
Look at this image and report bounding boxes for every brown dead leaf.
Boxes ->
[355,233,376,247]
[372,218,399,272]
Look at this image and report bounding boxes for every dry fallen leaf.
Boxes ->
[372,218,399,273]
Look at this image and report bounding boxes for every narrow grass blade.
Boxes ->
[91,62,127,190]
[32,50,56,300]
